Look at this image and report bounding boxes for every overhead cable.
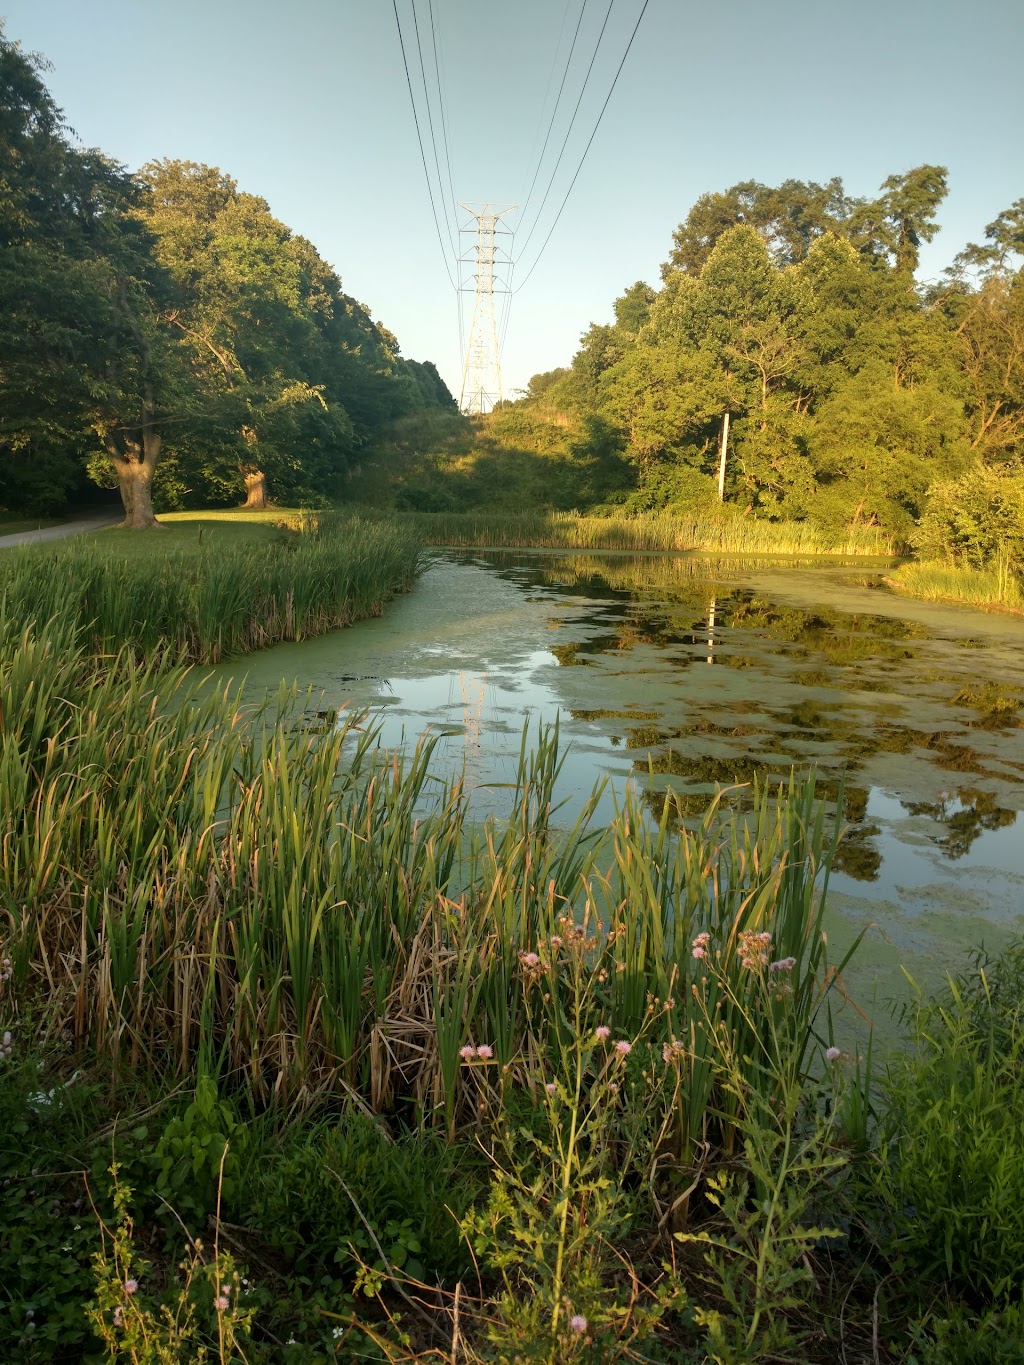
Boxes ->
[516,0,588,233]
[391,0,458,292]
[513,0,617,265]
[410,0,460,262]
[514,0,650,295]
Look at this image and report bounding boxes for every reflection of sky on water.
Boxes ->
[213,549,1024,1020]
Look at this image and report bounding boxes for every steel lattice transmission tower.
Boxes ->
[458,203,515,414]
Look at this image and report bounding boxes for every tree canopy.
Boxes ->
[516,171,1022,544]
[0,25,454,524]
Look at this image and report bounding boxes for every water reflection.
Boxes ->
[217,548,1024,1004]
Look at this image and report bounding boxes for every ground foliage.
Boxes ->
[2,586,1023,1360]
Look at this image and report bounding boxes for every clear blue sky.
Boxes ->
[4,0,1023,398]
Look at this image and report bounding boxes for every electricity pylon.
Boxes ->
[459,203,515,415]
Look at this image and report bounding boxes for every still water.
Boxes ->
[216,550,1024,1024]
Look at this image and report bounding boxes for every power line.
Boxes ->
[410,0,460,262]
[513,0,617,266]
[514,0,650,295]
[517,0,588,234]
[427,0,460,234]
[391,0,458,292]
[424,0,465,369]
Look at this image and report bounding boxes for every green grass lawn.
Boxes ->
[86,507,307,556]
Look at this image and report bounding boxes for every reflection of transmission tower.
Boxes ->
[459,203,515,414]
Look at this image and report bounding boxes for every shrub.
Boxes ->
[863,941,1024,1306]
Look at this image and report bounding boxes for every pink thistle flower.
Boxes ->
[112,1306,123,1328]
[826,1046,842,1063]
[520,951,541,968]
[769,957,797,974]
[691,945,706,960]
[214,1295,230,1312]
[594,1025,611,1041]
[475,1045,494,1060]
[550,935,563,948]
[459,1045,475,1061]
[545,1082,557,1096]
[614,1040,632,1056]
[569,1314,588,1333]
[124,1279,138,1295]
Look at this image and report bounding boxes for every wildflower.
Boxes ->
[691,945,705,959]
[826,1046,842,1062]
[112,1306,123,1328]
[594,1025,611,1041]
[221,1284,231,1296]
[519,951,541,968]
[569,1314,588,1333]
[459,1045,475,1061]
[769,957,797,974]
[215,1295,230,1311]
[333,1325,344,1339]
[738,930,773,971]
[475,1044,493,1060]
[550,935,563,948]
[124,1279,138,1295]
[614,1040,632,1056]
[545,1082,557,1096]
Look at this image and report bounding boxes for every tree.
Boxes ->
[662,177,856,277]
[848,165,948,274]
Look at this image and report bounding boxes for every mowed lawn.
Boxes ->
[85,507,308,556]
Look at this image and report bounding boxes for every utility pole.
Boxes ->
[717,411,730,501]
[458,203,515,415]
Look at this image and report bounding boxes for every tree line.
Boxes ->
[0,26,455,527]
[517,170,1024,555]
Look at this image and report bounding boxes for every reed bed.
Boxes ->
[383,509,899,557]
[1,606,856,1162]
[0,512,422,665]
[886,559,1024,613]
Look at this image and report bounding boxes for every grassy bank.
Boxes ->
[1,605,858,1359]
[3,604,1022,1361]
[886,559,1024,614]
[377,508,901,557]
[0,510,422,663]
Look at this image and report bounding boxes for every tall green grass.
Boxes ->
[886,559,1024,613]
[378,509,900,556]
[0,512,422,663]
[0,605,857,1165]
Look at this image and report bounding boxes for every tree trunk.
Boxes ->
[117,458,163,529]
[242,469,268,509]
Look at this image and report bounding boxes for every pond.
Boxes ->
[216,549,1024,1033]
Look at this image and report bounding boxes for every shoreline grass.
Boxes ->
[373,508,902,557]
[0,511,422,664]
[3,603,1023,1360]
[886,559,1024,615]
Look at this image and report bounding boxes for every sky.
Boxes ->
[4,0,1023,400]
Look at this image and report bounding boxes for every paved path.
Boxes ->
[0,513,120,549]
